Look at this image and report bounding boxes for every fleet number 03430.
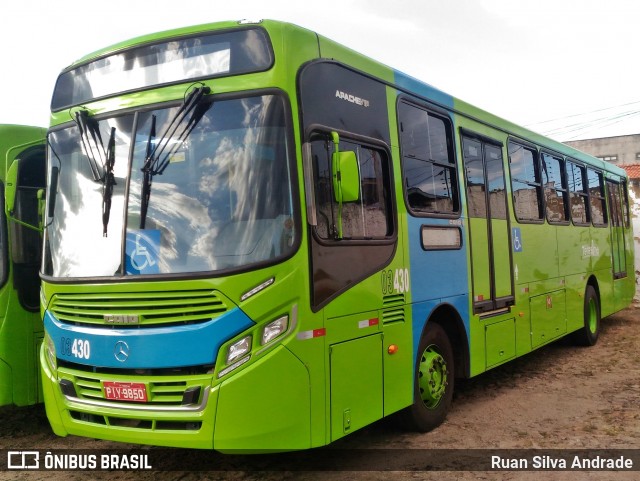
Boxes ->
[60,337,91,360]
[381,268,410,295]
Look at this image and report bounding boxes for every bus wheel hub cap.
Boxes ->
[419,346,447,409]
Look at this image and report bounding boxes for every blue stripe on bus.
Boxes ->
[393,71,455,109]
[405,216,470,360]
[44,308,255,369]
[392,71,466,363]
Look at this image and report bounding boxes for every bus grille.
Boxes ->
[72,373,197,405]
[49,290,230,326]
[58,365,211,405]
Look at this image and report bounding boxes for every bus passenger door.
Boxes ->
[461,134,514,314]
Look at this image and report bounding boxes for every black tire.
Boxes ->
[571,285,601,346]
[400,322,454,432]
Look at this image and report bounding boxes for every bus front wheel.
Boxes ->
[401,322,454,432]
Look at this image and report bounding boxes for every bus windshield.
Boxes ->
[43,94,296,278]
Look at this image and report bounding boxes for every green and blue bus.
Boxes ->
[0,124,46,406]
[40,20,634,450]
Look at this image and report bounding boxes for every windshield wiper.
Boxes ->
[73,109,117,236]
[102,127,116,237]
[74,109,106,182]
[139,85,211,229]
[140,115,157,230]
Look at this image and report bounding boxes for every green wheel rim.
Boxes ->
[418,344,448,409]
[587,297,598,334]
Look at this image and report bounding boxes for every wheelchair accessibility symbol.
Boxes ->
[512,227,523,252]
[126,230,160,274]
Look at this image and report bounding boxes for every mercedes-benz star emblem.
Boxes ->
[114,341,130,362]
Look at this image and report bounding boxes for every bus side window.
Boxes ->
[622,179,630,228]
[541,153,569,224]
[308,133,396,308]
[398,101,458,216]
[508,142,543,222]
[587,168,607,226]
[311,136,393,240]
[567,161,590,225]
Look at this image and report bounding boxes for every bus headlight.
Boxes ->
[262,315,288,345]
[44,332,57,371]
[227,335,252,364]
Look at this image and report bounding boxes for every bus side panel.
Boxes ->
[0,132,46,406]
[591,225,615,317]
[565,272,589,334]
[620,224,636,309]
[0,304,41,406]
[0,359,11,405]
[512,224,560,285]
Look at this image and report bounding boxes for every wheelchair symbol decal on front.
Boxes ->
[125,230,161,274]
[131,234,157,271]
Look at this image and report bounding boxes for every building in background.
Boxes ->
[565,133,640,187]
[565,133,640,166]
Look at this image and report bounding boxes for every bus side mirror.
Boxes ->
[331,131,360,204]
[5,160,18,214]
[4,158,45,234]
[335,151,360,203]
[330,131,360,240]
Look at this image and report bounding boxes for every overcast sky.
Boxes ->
[2,0,639,141]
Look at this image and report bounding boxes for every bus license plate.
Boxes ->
[103,381,148,402]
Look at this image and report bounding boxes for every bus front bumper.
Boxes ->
[40,343,311,451]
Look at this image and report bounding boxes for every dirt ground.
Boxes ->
[1,303,639,481]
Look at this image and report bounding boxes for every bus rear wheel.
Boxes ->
[571,285,601,346]
[401,322,454,432]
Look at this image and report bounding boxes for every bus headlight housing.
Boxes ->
[262,315,288,345]
[44,332,57,371]
[226,335,252,364]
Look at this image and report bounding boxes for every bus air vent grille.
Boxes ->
[49,290,229,327]
[382,293,405,324]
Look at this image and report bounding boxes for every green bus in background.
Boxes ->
[0,124,46,406]
[40,20,634,451]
